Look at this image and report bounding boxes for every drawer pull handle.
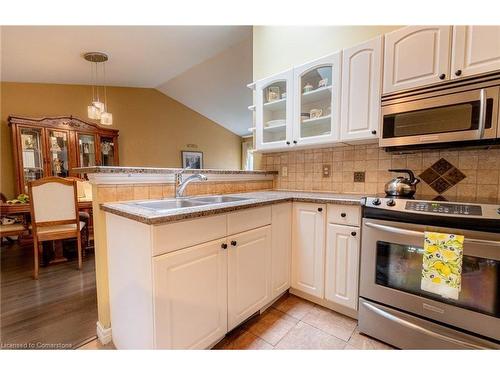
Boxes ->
[231,240,237,246]
[341,213,347,218]
[221,243,228,249]
[317,207,323,212]
[351,231,357,237]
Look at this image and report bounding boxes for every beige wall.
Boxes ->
[0,82,242,197]
[253,25,400,80]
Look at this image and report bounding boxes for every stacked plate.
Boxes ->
[265,119,286,128]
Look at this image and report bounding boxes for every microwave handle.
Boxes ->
[364,222,500,247]
[478,88,487,139]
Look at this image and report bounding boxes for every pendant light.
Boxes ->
[84,52,113,125]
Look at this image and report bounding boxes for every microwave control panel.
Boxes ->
[405,202,482,216]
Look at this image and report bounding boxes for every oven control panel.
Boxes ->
[405,201,482,216]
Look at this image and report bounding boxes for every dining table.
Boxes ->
[1,199,93,263]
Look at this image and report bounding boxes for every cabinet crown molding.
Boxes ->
[8,115,119,135]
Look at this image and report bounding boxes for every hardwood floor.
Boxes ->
[1,242,97,349]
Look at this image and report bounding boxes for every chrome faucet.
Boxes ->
[175,168,208,198]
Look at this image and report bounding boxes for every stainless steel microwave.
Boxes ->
[380,75,500,148]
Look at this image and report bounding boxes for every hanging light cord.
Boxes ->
[90,61,95,103]
[95,62,100,103]
[103,61,108,111]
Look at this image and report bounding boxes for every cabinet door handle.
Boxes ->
[371,130,377,135]
[455,69,462,77]
[317,207,323,212]
[341,213,347,218]
[286,141,290,145]
[221,243,228,249]
[351,231,357,237]
[293,140,297,144]
[231,240,237,246]
[439,73,446,80]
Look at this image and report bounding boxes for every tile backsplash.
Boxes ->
[261,144,500,201]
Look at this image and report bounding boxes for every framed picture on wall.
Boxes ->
[181,151,203,169]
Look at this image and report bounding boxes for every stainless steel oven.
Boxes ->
[359,197,500,349]
[381,76,500,148]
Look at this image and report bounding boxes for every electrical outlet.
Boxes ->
[354,171,366,182]
[281,166,288,177]
[322,164,331,178]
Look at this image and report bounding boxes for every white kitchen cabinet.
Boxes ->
[255,69,294,151]
[325,223,360,310]
[291,202,326,298]
[451,26,500,79]
[153,239,228,349]
[271,202,292,299]
[107,204,278,349]
[227,225,272,330]
[293,52,342,146]
[340,36,383,142]
[383,26,452,94]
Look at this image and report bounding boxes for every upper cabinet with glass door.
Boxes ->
[46,129,70,177]
[293,52,342,146]
[77,133,97,168]
[99,136,118,166]
[19,127,45,193]
[255,69,294,151]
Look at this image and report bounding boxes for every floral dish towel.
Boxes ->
[421,232,464,300]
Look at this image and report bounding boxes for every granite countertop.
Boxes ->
[73,166,278,175]
[101,190,365,225]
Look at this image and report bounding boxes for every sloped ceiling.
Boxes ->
[157,37,252,136]
[1,26,253,135]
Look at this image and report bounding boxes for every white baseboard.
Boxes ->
[96,321,112,345]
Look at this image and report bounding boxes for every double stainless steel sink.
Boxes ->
[132,195,250,212]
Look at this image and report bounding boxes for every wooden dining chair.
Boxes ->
[28,177,85,279]
[66,176,93,249]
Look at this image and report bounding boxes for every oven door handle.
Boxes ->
[478,88,487,139]
[360,300,491,349]
[364,222,500,247]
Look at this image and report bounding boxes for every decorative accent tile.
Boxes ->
[353,171,365,183]
[431,158,454,175]
[419,168,440,185]
[443,168,466,185]
[418,157,467,194]
[430,177,452,194]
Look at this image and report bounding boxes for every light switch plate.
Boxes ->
[322,164,331,178]
[281,166,288,177]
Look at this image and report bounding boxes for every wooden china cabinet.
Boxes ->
[9,116,119,195]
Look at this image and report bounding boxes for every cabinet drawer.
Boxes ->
[227,206,272,236]
[327,204,361,226]
[152,214,227,257]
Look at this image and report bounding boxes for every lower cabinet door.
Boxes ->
[271,203,292,298]
[153,239,228,349]
[291,203,326,298]
[227,226,272,330]
[325,223,360,310]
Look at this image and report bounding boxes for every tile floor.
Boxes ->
[214,293,394,350]
[78,293,394,350]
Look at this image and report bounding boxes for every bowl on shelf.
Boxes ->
[265,119,286,128]
[309,108,323,119]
